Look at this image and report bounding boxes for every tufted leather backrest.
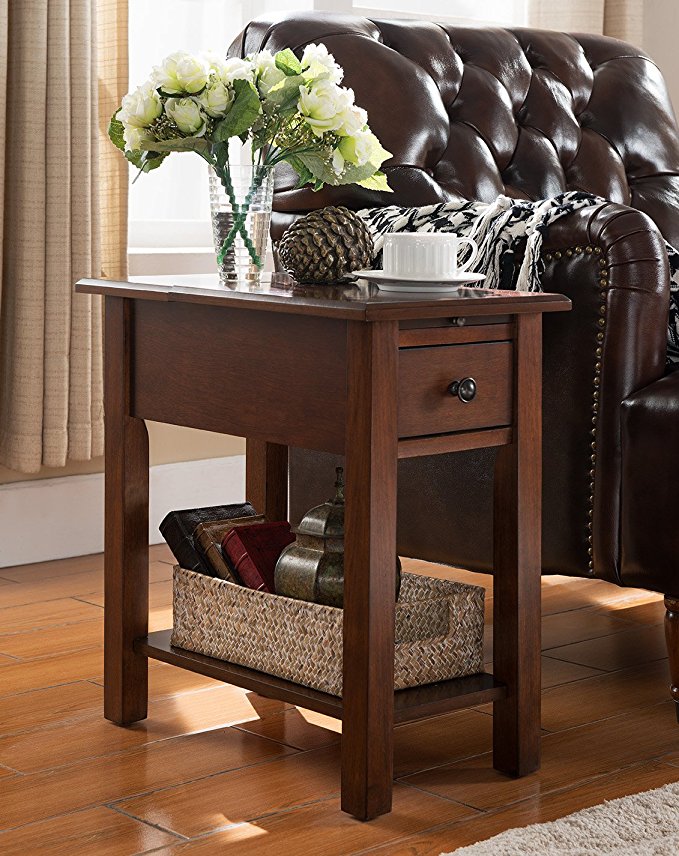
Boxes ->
[230,12,679,246]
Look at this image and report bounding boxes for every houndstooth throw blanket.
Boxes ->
[358,191,679,367]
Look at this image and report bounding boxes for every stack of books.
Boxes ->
[159,503,294,594]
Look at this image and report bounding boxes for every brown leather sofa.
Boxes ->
[229,12,679,717]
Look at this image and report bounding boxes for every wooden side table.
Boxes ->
[76,274,570,821]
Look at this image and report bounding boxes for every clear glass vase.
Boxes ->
[209,164,275,283]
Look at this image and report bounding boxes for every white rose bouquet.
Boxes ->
[109,45,392,270]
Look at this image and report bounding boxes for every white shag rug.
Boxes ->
[442,782,679,855]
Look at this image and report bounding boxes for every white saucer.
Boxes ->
[353,269,486,293]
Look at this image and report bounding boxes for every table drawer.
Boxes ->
[398,341,513,437]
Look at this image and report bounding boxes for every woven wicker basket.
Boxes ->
[171,567,485,696]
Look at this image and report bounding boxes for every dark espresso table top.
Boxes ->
[76,273,571,322]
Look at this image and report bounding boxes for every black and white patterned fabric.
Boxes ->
[358,192,679,367]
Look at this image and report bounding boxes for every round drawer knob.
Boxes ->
[448,377,477,402]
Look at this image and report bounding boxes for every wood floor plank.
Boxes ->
[118,744,344,837]
[539,577,613,615]
[541,660,672,732]
[0,805,180,855]
[541,609,632,650]
[539,656,605,687]
[401,702,679,811]
[0,727,294,831]
[120,709,493,839]
[234,707,342,751]
[146,662,223,698]
[483,608,630,663]
[596,598,665,626]
[0,620,103,660]
[359,761,679,856]
[0,648,103,698]
[88,661,226,699]
[167,784,474,855]
[546,624,668,671]
[482,655,604,692]
[0,682,103,736]
[79,578,172,610]
[0,598,102,634]
[120,769,474,849]
[0,563,169,609]
[394,710,493,777]
[0,684,290,773]
[0,553,104,582]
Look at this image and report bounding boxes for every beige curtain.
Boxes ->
[0,0,128,474]
[527,0,643,44]
[603,0,643,44]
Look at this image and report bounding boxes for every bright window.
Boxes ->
[127,0,312,255]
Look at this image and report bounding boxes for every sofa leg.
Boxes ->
[665,597,679,723]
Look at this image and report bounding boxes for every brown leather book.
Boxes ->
[194,514,265,582]
[222,522,295,593]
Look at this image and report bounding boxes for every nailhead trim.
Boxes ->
[541,243,608,575]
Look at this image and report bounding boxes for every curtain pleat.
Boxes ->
[603,0,644,45]
[0,0,127,474]
[526,0,643,45]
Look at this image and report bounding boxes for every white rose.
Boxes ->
[301,43,343,84]
[221,56,255,84]
[298,80,354,137]
[253,50,286,97]
[338,103,367,137]
[338,129,374,166]
[203,50,229,80]
[153,51,208,95]
[164,97,206,135]
[118,81,162,128]
[198,79,234,117]
[331,147,345,175]
[123,125,155,152]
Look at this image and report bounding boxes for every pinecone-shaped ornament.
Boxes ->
[278,206,374,284]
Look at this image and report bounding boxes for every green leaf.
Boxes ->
[285,154,315,188]
[356,170,392,192]
[213,140,229,170]
[275,48,302,76]
[108,111,168,174]
[108,111,126,152]
[139,135,210,156]
[263,74,303,109]
[213,78,262,141]
[125,149,168,175]
[139,151,168,173]
[296,151,394,192]
[296,151,335,186]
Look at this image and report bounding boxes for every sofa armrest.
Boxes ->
[621,371,679,594]
[536,201,669,582]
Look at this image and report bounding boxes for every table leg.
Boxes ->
[342,320,399,820]
[245,439,288,521]
[492,313,542,776]
[104,297,150,725]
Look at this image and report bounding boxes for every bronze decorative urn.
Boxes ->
[275,467,401,608]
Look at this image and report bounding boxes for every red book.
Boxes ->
[221,522,295,593]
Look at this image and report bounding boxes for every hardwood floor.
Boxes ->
[0,547,677,854]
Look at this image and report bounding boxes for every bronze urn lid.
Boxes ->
[275,466,400,609]
[295,467,345,543]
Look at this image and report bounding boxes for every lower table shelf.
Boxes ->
[136,630,506,724]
